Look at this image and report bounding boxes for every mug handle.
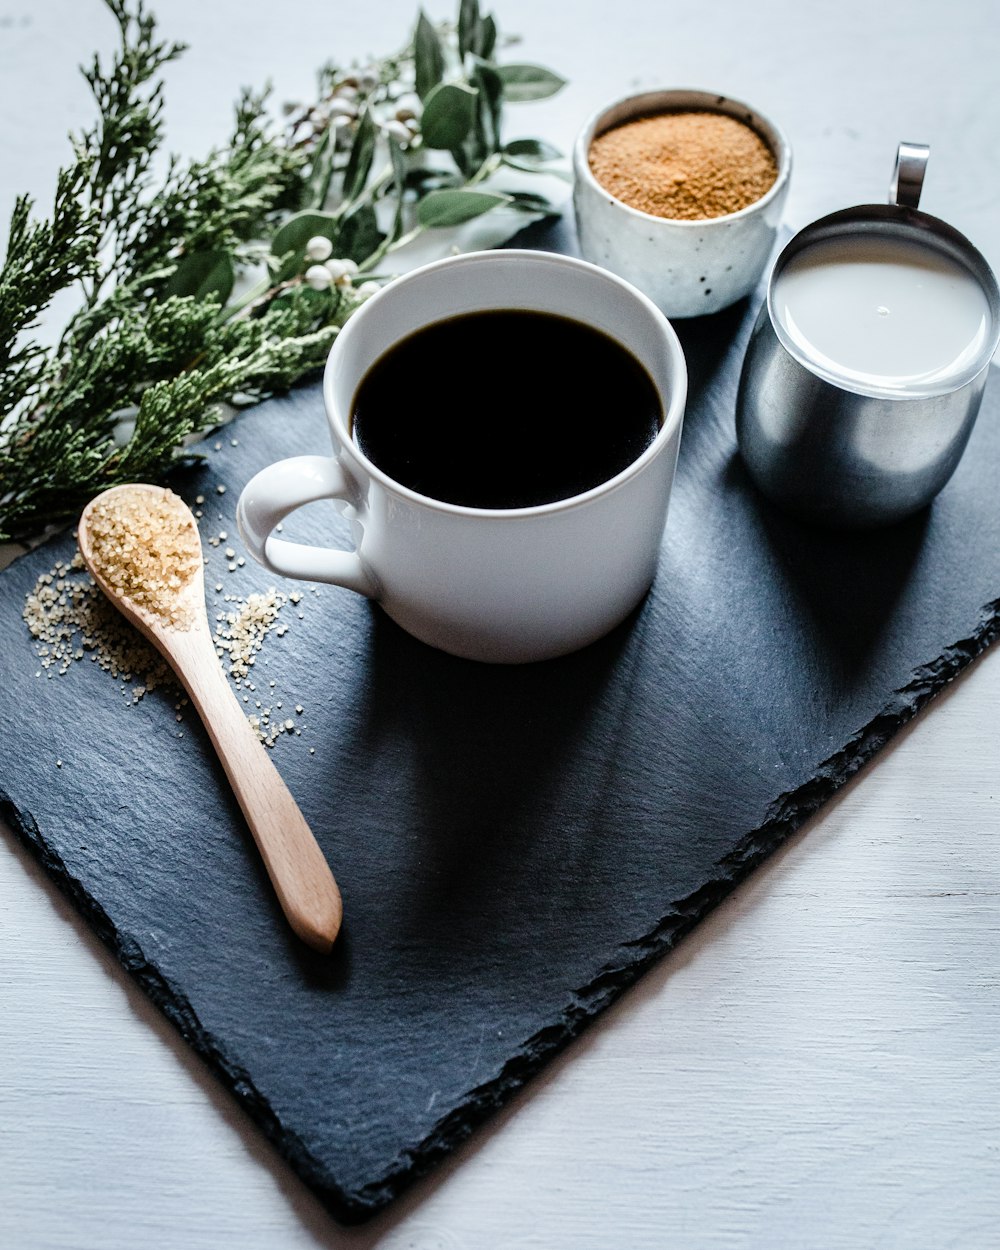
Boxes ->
[236,455,377,596]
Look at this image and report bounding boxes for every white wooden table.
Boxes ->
[2,2,998,1246]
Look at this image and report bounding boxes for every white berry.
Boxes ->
[356,281,381,299]
[305,264,333,290]
[383,119,411,145]
[324,258,357,284]
[305,236,333,262]
[328,98,358,120]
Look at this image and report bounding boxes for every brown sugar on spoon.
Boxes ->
[85,488,202,628]
[588,110,778,221]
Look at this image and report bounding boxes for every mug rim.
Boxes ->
[322,249,687,519]
[765,203,1000,400]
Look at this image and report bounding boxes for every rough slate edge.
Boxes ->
[4,222,1000,1225]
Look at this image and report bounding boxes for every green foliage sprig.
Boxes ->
[0,0,566,541]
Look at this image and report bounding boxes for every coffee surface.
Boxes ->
[350,310,662,509]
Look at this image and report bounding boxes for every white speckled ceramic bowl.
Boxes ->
[573,88,792,318]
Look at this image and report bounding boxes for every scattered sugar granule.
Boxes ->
[23,551,174,701]
[213,588,286,684]
[208,587,315,747]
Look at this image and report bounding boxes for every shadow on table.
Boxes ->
[722,446,932,688]
[346,596,653,934]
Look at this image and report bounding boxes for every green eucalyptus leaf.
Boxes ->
[414,10,445,101]
[495,63,567,101]
[471,57,503,152]
[165,250,235,303]
[420,81,479,150]
[503,137,562,162]
[269,210,339,282]
[451,143,475,180]
[503,155,562,175]
[388,135,409,188]
[305,125,335,210]
[477,13,497,59]
[404,166,461,192]
[270,211,339,257]
[506,189,559,216]
[339,203,385,265]
[342,105,377,204]
[417,187,511,227]
[387,137,408,241]
[458,0,481,58]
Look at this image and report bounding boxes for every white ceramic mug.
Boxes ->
[236,250,687,663]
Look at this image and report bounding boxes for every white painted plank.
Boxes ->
[2,1,999,1247]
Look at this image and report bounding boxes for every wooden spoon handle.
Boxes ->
[172,629,342,952]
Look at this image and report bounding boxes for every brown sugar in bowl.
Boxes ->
[588,111,778,221]
[573,89,792,318]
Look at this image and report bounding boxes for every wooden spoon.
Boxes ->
[78,483,342,952]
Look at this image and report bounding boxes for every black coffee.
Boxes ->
[350,310,662,509]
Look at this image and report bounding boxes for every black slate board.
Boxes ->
[3,252,1000,1223]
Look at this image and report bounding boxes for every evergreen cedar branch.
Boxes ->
[0,0,566,542]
